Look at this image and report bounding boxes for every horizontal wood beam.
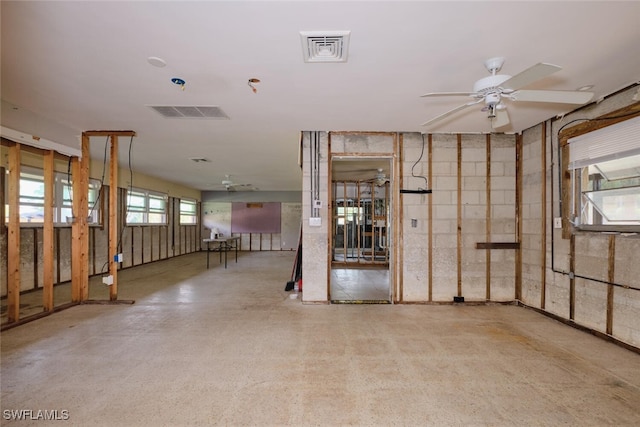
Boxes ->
[475,242,520,250]
[83,130,136,137]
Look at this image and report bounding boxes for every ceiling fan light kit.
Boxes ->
[421,57,595,130]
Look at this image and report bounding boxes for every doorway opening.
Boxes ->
[330,158,392,303]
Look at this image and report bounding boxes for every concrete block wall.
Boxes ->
[401,133,429,301]
[520,85,640,348]
[302,132,330,303]
[302,131,519,303]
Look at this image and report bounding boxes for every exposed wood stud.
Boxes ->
[43,149,55,311]
[541,122,548,309]
[457,134,462,297]
[398,133,404,303]
[427,134,433,302]
[71,135,90,302]
[327,132,332,301]
[569,233,576,320]
[606,235,615,335]
[33,228,39,289]
[109,135,119,300]
[485,134,491,301]
[515,134,523,301]
[7,143,21,322]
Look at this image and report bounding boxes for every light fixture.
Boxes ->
[147,56,167,68]
[171,77,186,90]
[248,78,260,93]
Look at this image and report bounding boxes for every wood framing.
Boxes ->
[398,133,404,302]
[109,135,119,300]
[456,134,462,297]
[43,150,55,311]
[7,143,21,322]
[71,135,90,302]
[606,235,615,335]
[475,242,520,250]
[540,122,547,309]
[427,134,433,302]
[515,134,523,301]
[569,233,576,320]
[485,134,492,301]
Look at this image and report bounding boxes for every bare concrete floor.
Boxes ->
[2,251,640,426]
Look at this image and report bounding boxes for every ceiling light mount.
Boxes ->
[171,77,186,90]
[248,78,260,93]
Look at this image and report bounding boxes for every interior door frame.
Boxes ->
[328,155,395,302]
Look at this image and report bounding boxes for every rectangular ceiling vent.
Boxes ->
[300,31,350,63]
[149,106,229,119]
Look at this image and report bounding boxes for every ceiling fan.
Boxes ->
[362,168,389,186]
[421,57,594,129]
[219,175,257,192]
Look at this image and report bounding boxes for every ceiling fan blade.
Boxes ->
[501,62,562,91]
[510,89,594,104]
[421,92,478,98]
[491,108,510,129]
[422,99,483,127]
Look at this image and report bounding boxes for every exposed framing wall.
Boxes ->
[521,85,640,349]
[0,139,201,324]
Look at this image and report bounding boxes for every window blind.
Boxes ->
[568,115,640,170]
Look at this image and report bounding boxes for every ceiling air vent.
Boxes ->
[300,31,350,63]
[148,105,229,119]
[189,157,211,163]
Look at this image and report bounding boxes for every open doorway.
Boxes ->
[330,158,392,303]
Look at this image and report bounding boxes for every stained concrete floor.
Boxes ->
[2,251,640,426]
[330,267,390,302]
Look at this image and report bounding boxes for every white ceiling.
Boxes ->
[2,1,639,192]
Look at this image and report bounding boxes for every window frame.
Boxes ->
[179,198,198,225]
[561,106,640,235]
[125,187,168,225]
[4,165,101,226]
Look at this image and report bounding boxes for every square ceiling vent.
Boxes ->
[300,31,350,63]
[148,105,229,119]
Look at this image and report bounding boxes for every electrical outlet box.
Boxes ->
[102,275,114,286]
[309,217,321,227]
[114,253,123,262]
[313,199,322,209]
[554,217,562,229]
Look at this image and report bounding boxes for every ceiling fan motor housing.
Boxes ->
[473,74,512,95]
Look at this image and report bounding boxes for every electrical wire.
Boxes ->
[550,108,640,292]
[411,134,429,190]
[66,156,73,218]
[88,136,109,220]
[102,134,135,274]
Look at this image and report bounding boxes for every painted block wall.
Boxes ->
[200,200,301,251]
[520,85,640,348]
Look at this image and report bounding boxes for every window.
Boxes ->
[4,166,100,224]
[126,188,167,225]
[179,199,198,224]
[566,114,640,230]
